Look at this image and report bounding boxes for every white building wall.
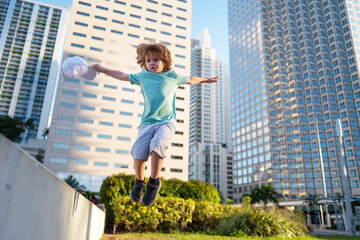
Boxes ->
[44,0,192,191]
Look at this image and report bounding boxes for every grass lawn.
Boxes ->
[101,233,359,240]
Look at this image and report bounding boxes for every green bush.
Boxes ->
[99,173,135,230]
[112,196,195,232]
[100,174,220,230]
[216,207,308,238]
[189,202,240,232]
[112,197,309,238]
[160,179,220,203]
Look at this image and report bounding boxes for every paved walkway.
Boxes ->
[311,228,360,236]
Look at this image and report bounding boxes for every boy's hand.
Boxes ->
[205,76,220,83]
[91,63,103,72]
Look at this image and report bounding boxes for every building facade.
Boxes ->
[229,0,360,203]
[0,0,70,141]
[43,0,192,192]
[189,28,233,201]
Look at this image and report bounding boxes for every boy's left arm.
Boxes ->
[186,76,220,85]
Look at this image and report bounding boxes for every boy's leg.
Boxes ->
[134,158,147,181]
[150,151,163,179]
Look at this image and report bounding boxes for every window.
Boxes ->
[95,15,107,21]
[80,105,95,111]
[101,108,115,113]
[75,145,90,151]
[94,161,109,167]
[116,150,129,154]
[82,92,97,98]
[121,99,134,104]
[99,121,113,126]
[96,148,110,153]
[77,11,89,16]
[117,136,130,141]
[71,43,84,48]
[73,32,86,37]
[79,118,93,124]
[60,102,75,109]
[96,5,108,11]
[73,160,88,165]
[119,123,132,128]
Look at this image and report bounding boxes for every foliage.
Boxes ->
[0,116,34,143]
[42,127,50,140]
[242,196,252,205]
[111,196,309,238]
[113,196,195,232]
[99,174,220,230]
[216,207,308,238]
[160,178,220,203]
[246,185,280,208]
[63,175,87,192]
[100,174,136,230]
[189,201,241,232]
[101,233,359,240]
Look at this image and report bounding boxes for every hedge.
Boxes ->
[112,196,309,238]
[99,173,220,230]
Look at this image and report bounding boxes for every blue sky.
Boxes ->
[36,0,229,62]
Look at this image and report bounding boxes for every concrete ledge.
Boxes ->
[0,134,105,240]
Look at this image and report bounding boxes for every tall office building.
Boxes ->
[0,0,70,141]
[229,0,360,203]
[189,28,233,201]
[43,0,191,191]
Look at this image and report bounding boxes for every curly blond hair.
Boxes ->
[136,43,172,72]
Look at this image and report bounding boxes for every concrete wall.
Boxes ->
[0,134,105,240]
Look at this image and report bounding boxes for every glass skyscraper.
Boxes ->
[229,0,360,203]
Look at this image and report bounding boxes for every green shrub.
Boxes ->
[99,173,135,230]
[189,202,240,232]
[160,179,220,203]
[111,196,309,238]
[216,207,308,238]
[112,196,196,232]
[100,174,220,231]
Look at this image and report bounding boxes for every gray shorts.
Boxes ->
[131,122,175,160]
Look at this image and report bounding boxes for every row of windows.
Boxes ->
[60,101,184,113]
[76,7,187,21]
[78,1,188,11]
[57,115,185,133]
[52,144,184,160]
[51,157,184,173]
[51,157,128,168]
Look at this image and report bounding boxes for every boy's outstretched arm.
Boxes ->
[92,64,129,81]
[186,76,220,85]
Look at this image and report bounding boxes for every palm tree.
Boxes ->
[42,127,49,140]
[250,185,280,208]
[63,175,87,192]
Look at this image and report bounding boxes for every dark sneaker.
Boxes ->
[142,180,161,206]
[130,180,145,203]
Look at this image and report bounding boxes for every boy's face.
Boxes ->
[145,53,164,74]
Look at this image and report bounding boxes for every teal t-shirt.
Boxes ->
[129,70,189,125]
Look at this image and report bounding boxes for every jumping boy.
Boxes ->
[92,43,219,206]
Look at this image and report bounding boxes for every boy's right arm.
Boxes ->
[92,64,129,81]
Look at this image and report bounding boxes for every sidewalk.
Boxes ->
[311,228,360,236]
